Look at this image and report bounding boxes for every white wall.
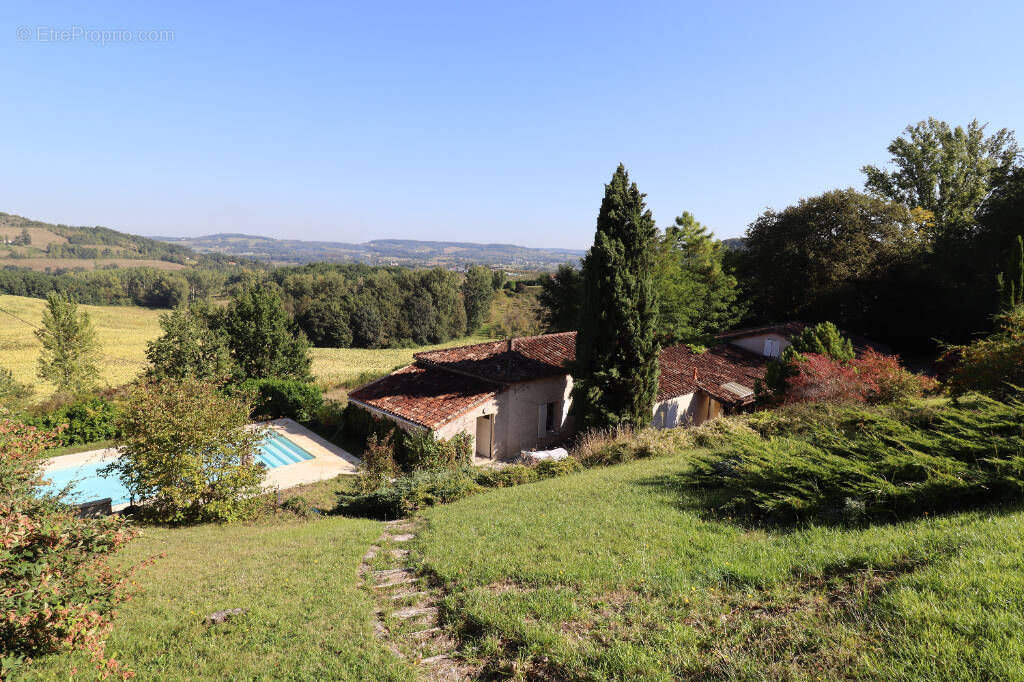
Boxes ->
[652,391,723,429]
[728,333,791,358]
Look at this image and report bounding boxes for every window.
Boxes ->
[763,338,780,358]
[538,401,559,437]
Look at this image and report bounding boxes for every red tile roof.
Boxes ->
[347,364,498,429]
[351,331,773,428]
[657,343,768,404]
[414,331,575,384]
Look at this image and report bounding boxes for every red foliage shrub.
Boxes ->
[783,353,869,404]
[782,350,924,405]
[852,348,925,404]
[1,411,142,679]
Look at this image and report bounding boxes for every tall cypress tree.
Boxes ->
[570,164,660,431]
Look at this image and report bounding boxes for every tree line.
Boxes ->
[272,262,498,348]
[734,118,1022,351]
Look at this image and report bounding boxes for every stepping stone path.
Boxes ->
[359,519,480,681]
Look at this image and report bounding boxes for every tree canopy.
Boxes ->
[570,164,660,431]
[35,292,100,393]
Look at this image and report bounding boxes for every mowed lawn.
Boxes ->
[0,294,488,397]
[19,512,414,681]
[413,452,1024,681]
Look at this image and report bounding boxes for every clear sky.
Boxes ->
[2,1,1021,249]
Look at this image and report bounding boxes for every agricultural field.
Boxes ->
[0,294,164,393]
[413,451,1024,680]
[0,294,491,399]
[19,500,413,681]
[0,257,187,271]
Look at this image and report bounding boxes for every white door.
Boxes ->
[475,415,493,458]
[763,338,780,358]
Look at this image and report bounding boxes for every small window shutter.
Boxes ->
[538,404,547,438]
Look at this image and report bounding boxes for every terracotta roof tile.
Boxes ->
[347,364,497,429]
[413,331,575,384]
[351,332,774,428]
[657,343,768,404]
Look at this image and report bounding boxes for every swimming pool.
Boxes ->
[42,432,316,507]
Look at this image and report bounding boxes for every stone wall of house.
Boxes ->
[435,374,574,460]
[652,391,723,429]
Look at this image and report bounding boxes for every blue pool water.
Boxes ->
[42,432,315,506]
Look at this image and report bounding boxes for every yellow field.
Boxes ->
[0,257,187,271]
[0,295,488,400]
[0,295,164,394]
[311,333,486,389]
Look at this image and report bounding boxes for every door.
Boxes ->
[763,338,780,358]
[475,415,493,458]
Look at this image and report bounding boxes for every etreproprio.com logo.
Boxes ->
[17,26,175,44]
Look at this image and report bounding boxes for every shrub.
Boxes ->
[783,353,870,404]
[280,495,316,519]
[358,431,400,493]
[337,468,482,519]
[572,426,680,467]
[688,393,1024,522]
[943,305,1024,400]
[854,348,924,404]
[105,379,267,524]
[0,412,138,678]
[23,396,122,447]
[404,430,473,470]
[473,464,538,488]
[237,378,324,422]
[535,457,583,478]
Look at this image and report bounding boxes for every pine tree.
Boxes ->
[570,165,660,431]
[35,292,100,393]
[998,235,1024,310]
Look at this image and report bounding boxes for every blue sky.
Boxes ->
[2,1,1021,249]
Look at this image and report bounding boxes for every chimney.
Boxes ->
[693,367,698,382]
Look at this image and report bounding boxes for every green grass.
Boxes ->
[413,450,1024,680]
[18,509,413,681]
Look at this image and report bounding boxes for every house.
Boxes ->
[348,324,818,461]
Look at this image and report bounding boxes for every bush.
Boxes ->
[688,394,1024,523]
[0,366,33,407]
[237,378,324,422]
[783,353,870,404]
[535,457,583,478]
[474,464,538,488]
[23,396,122,446]
[572,426,680,467]
[403,430,473,470]
[358,431,400,493]
[943,305,1024,400]
[337,468,482,519]
[854,348,925,404]
[280,495,316,519]
[0,412,138,678]
[105,379,267,524]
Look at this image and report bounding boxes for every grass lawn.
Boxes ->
[19,506,413,681]
[413,451,1024,680]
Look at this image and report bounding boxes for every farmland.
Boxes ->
[0,294,491,398]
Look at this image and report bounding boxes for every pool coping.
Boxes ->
[40,419,361,511]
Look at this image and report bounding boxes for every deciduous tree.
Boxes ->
[221,285,312,380]
[34,291,100,393]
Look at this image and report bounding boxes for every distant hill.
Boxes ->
[720,237,746,251]
[0,213,244,272]
[154,233,586,269]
